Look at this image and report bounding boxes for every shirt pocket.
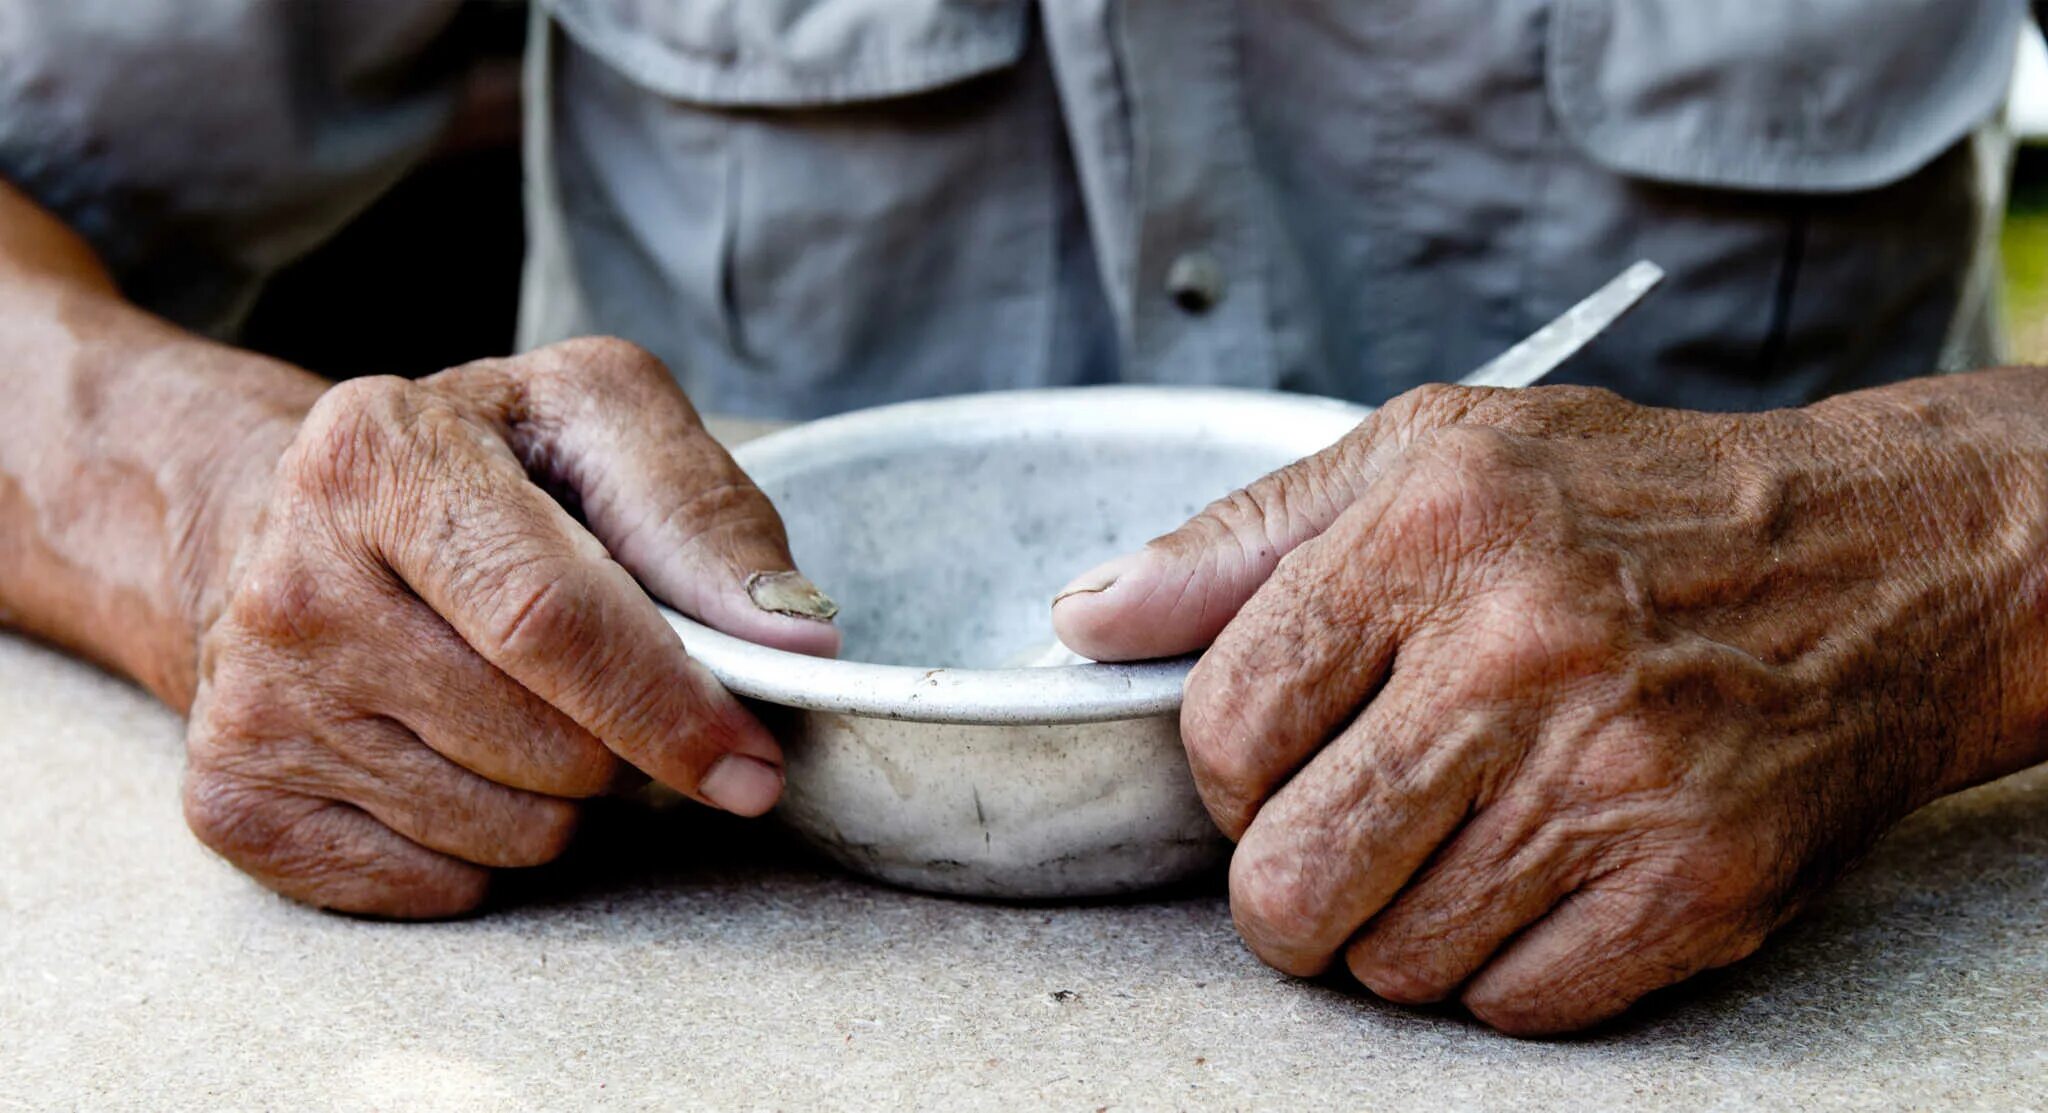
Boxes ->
[1546,0,2024,194]
[540,0,1056,415]
[544,0,1030,105]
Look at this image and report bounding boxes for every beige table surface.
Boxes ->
[3,630,2046,1112]
[4,416,2047,1110]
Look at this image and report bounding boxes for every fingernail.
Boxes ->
[746,570,839,621]
[1052,551,1144,607]
[699,754,784,817]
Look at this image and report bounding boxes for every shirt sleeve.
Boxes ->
[0,0,471,336]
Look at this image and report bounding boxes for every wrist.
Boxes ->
[1805,370,2048,797]
[162,389,310,695]
[0,279,322,708]
[134,339,321,710]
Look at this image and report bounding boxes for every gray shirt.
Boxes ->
[2,1,2029,418]
[0,0,471,334]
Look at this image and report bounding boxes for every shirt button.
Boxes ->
[1165,251,1226,314]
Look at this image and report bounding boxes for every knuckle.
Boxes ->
[1459,593,1604,697]
[646,476,782,557]
[1562,723,1697,817]
[589,670,682,757]
[180,768,249,856]
[543,336,672,391]
[225,562,335,648]
[184,762,491,918]
[503,798,582,867]
[1712,920,1772,968]
[1227,841,1333,972]
[543,734,623,799]
[480,559,590,662]
[1348,942,1456,1005]
[1668,826,1774,914]
[1199,482,1282,545]
[1461,383,1625,437]
[288,376,416,496]
[181,767,295,868]
[1370,429,1551,580]
[1410,422,1521,480]
[1461,982,1560,1038]
[1499,385,1622,432]
[1382,382,1474,429]
[548,744,621,799]
[421,776,586,870]
[1187,458,1338,557]
[1179,661,1260,790]
[1373,451,1502,563]
[189,670,304,761]
[1148,486,1277,575]
[1484,611,1565,682]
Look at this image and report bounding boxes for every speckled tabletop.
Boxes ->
[3,627,2046,1111]
[5,420,2048,1112]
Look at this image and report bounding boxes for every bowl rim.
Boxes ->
[662,385,1371,724]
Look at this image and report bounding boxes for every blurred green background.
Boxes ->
[2009,151,2048,363]
[2007,147,2039,360]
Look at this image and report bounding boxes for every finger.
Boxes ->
[1342,798,1587,1005]
[1460,883,1765,1037]
[182,771,488,919]
[430,339,840,658]
[324,717,582,869]
[1225,667,1496,977]
[353,593,620,798]
[392,453,784,814]
[1052,382,1533,662]
[1178,427,1513,838]
[1050,431,1375,661]
[296,378,787,816]
[1176,486,1427,839]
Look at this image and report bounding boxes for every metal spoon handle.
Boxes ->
[1455,260,1665,391]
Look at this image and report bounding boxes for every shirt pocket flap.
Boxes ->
[541,0,1030,107]
[1547,0,2024,194]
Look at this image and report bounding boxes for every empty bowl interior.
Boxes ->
[737,390,1367,671]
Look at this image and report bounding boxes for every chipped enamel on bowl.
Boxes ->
[661,387,1371,899]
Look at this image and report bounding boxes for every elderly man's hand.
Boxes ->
[1054,376,2048,1035]
[179,339,838,918]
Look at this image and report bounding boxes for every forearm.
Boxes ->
[0,181,323,709]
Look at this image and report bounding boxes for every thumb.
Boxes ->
[432,338,842,659]
[1051,433,1377,662]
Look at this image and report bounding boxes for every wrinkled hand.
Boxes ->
[1055,379,2048,1034]
[181,339,838,918]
